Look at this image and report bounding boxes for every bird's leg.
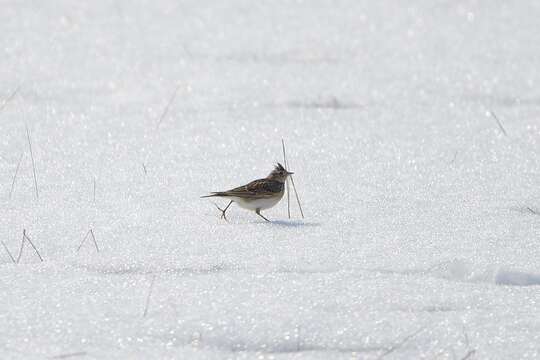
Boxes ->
[213,201,233,221]
[255,209,270,222]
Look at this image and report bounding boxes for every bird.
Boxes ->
[201,163,293,222]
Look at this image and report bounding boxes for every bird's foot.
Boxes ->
[255,210,271,222]
[212,201,233,222]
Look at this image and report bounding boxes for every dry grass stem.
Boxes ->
[16,234,25,263]
[281,139,291,218]
[9,152,23,199]
[155,84,181,130]
[143,274,157,317]
[25,124,39,199]
[77,229,99,253]
[489,111,507,137]
[0,85,20,113]
[1,240,16,263]
[143,84,182,171]
[281,139,304,219]
[289,174,304,219]
[89,229,99,252]
[17,229,44,263]
[23,229,44,262]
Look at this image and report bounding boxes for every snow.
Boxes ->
[1,0,540,358]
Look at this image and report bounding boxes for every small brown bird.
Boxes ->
[201,163,293,222]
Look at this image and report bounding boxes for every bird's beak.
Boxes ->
[287,171,294,175]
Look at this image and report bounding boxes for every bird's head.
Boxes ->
[267,163,293,182]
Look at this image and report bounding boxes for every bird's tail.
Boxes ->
[200,192,225,198]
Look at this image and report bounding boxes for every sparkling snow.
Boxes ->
[1,1,540,359]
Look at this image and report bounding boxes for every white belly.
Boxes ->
[232,192,284,211]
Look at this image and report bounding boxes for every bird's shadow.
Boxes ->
[267,220,321,227]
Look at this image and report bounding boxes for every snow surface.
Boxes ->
[1,1,540,359]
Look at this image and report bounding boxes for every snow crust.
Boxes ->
[1,1,540,358]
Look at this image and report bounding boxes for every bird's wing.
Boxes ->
[218,179,283,199]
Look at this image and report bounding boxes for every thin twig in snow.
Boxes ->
[526,207,539,215]
[1,240,16,263]
[155,84,181,130]
[76,231,89,252]
[16,233,25,263]
[9,152,23,199]
[376,327,425,359]
[281,139,291,218]
[143,84,182,172]
[23,229,43,262]
[0,85,20,113]
[143,274,156,317]
[77,229,99,253]
[489,111,507,137]
[89,229,99,252]
[25,124,39,199]
[17,229,43,263]
[281,139,304,218]
[289,173,304,219]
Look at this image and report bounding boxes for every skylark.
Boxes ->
[201,163,293,222]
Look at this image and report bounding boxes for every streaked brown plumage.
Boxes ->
[201,163,293,222]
